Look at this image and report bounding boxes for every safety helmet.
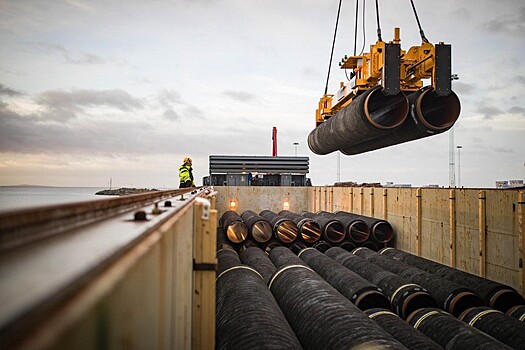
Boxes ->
[183,157,192,166]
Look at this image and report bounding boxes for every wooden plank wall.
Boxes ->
[309,186,525,295]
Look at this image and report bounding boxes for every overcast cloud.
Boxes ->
[0,0,524,187]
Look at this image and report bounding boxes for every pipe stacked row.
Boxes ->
[218,209,395,254]
[308,86,461,156]
[218,242,525,349]
[216,248,302,349]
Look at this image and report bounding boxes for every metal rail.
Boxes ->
[0,188,195,251]
[0,187,207,349]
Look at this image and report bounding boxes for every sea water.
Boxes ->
[0,186,107,212]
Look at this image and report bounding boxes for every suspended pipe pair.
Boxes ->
[353,247,483,317]
[380,247,525,312]
[216,249,302,349]
[459,306,525,350]
[325,247,437,319]
[308,86,461,156]
[297,247,390,311]
[365,308,444,350]
[267,247,407,349]
[298,211,346,244]
[407,308,512,349]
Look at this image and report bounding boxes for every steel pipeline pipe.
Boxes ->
[298,247,391,311]
[290,241,308,254]
[308,86,409,155]
[507,305,525,322]
[361,240,380,252]
[334,211,394,243]
[339,241,357,252]
[353,247,483,317]
[239,246,277,284]
[259,210,298,244]
[407,308,513,350]
[325,247,437,319]
[313,240,332,253]
[216,249,302,349]
[267,247,407,349]
[237,239,258,255]
[217,227,235,251]
[241,210,273,244]
[380,247,525,312]
[219,210,249,243]
[217,248,243,275]
[279,210,321,244]
[318,210,369,243]
[299,211,345,244]
[262,240,283,255]
[341,87,461,155]
[364,308,444,350]
[458,306,525,350]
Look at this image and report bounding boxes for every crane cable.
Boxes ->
[345,0,361,81]
[323,0,344,95]
[375,0,382,41]
[409,0,429,43]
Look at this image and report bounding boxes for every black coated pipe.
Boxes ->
[353,247,483,317]
[216,249,302,349]
[290,241,308,255]
[361,240,380,251]
[237,240,257,255]
[259,210,298,244]
[380,247,525,312]
[507,305,525,322]
[459,306,525,350]
[339,241,357,252]
[240,210,273,244]
[239,246,277,284]
[267,247,407,349]
[335,211,394,243]
[341,87,461,155]
[299,211,345,244]
[325,247,437,319]
[407,308,513,349]
[279,210,321,244]
[217,248,242,275]
[298,247,390,310]
[217,227,235,251]
[219,210,248,243]
[262,239,283,255]
[313,240,332,253]
[365,308,444,350]
[318,210,369,243]
[308,86,409,155]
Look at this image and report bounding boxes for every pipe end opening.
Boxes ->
[252,221,273,243]
[276,220,298,244]
[325,221,346,243]
[348,221,370,243]
[226,221,248,243]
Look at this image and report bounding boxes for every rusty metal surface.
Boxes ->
[0,188,205,348]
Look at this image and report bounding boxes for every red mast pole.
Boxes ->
[272,127,277,156]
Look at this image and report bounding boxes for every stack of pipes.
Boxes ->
[216,223,525,349]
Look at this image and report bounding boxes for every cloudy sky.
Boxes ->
[0,0,524,188]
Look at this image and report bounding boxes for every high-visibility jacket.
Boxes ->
[178,165,194,185]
